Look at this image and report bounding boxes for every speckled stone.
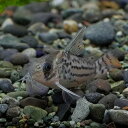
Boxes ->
[71,98,91,122]
[85,92,104,104]
[6,106,21,117]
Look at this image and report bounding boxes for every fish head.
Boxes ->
[27,51,61,88]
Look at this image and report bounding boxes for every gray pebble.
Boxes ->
[3,24,28,37]
[98,94,118,109]
[114,98,128,108]
[108,109,128,126]
[39,32,58,44]
[0,104,8,113]
[85,21,115,46]
[10,53,29,65]
[85,92,104,104]
[0,34,29,51]
[0,78,14,93]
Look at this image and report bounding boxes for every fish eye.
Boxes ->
[43,62,51,72]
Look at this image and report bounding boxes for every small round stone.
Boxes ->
[13,6,32,25]
[98,94,118,109]
[85,21,115,46]
[3,24,28,37]
[0,48,18,61]
[85,92,104,103]
[23,105,47,121]
[10,53,29,65]
[109,69,123,81]
[10,70,20,82]
[89,104,105,122]
[20,35,38,48]
[39,32,58,44]
[1,97,19,108]
[69,120,75,126]
[123,88,128,97]
[1,18,14,28]
[90,122,102,128]
[0,104,8,113]
[0,34,29,51]
[114,98,128,108]
[59,124,66,128]
[71,98,91,122]
[22,48,36,58]
[6,106,21,117]
[0,78,14,93]
[63,20,78,34]
[20,97,47,108]
[108,109,128,126]
[48,126,53,128]
[116,31,123,37]
[52,116,59,122]
[123,70,128,84]
[0,118,6,123]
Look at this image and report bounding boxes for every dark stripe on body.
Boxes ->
[71,65,94,70]
[71,71,95,77]
[106,53,112,64]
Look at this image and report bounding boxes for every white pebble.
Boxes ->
[1,18,14,28]
[22,48,36,58]
[116,31,123,37]
[70,120,75,126]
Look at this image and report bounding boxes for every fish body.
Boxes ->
[22,27,121,96]
[32,50,121,89]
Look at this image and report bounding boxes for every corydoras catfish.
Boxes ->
[22,27,121,98]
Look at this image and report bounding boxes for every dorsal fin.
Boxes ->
[64,26,86,56]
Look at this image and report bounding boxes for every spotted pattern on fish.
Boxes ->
[95,52,121,75]
[56,52,96,83]
[29,50,121,89]
[50,51,121,88]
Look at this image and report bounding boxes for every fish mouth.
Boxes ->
[17,73,31,83]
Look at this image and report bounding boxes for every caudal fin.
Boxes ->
[95,52,121,75]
